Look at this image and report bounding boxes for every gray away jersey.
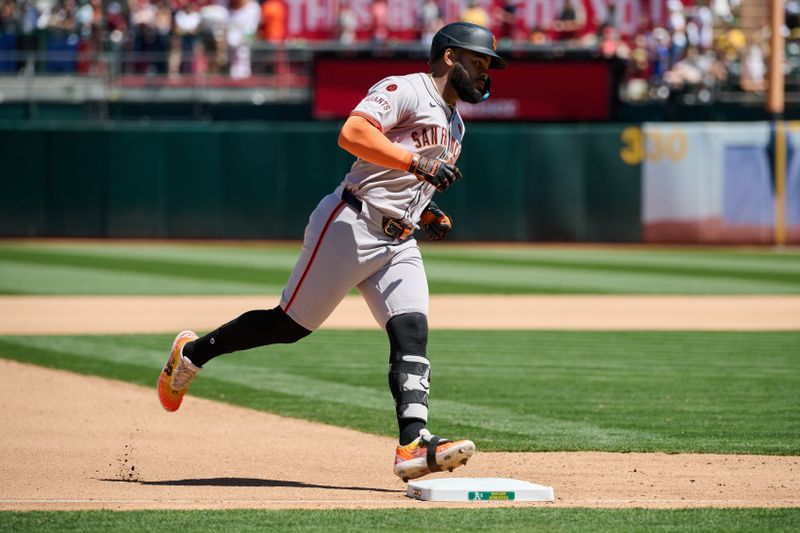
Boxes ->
[343,72,465,226]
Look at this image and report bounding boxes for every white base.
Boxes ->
[407,477,554,502]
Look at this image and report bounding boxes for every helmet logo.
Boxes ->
[492,36,497,51]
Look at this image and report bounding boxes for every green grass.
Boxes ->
[0,241,798,295]
[1,330,797,454]
[1,242,798,528]
[1,508,799,532]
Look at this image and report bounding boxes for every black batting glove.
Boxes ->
[408,154,462,192]
[420,201,453,241]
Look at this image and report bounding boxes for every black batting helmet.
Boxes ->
[429,22,507,70]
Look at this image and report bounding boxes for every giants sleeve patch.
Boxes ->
[364,95,392,111]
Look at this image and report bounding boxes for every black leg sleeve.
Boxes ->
[182,305,311,367]
[386,312,429,445]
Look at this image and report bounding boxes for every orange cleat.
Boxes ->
[393,429,476,482]
[157,330,200,412]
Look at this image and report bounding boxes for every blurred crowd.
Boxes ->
[608,0,800,103]
[0,0,268,77]
[0,0,797,100]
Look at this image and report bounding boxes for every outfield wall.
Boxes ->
[0,121,796,243]
[641,122,800,244]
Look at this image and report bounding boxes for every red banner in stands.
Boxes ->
[313,57,612,121]
[284,0,671,41]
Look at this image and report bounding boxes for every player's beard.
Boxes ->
[450,62,484,104]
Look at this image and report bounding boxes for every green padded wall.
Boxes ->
[454,125,529,241]
[107,127,169,237]
[47,126,109,237]
[584,125,642,242]
[0,121,642,241]
[0,128,48,236]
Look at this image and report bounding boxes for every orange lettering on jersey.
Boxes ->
[448,137,462,160]
[411,131,422,149]
[410,125,461,154]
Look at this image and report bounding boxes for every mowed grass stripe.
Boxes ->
[1,508,799,532]
[0,262,282,295]
[427,245,800,267]
[1,330,797,454]
[0,259,789,295]
[9,241,799,271]
[0,241,302,269]
[424,262,797,294]
[0,248,292,288]
[424,250,800,286]
[1,243,799,294]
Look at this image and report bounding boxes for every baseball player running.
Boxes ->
[158,22,506,482]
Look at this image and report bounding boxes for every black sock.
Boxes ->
[399,420,426,446]
[182,306,311,367]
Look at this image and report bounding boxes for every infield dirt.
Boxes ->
[0,295,798,510]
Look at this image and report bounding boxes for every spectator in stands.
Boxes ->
[598,24,627,59]
[259,0,286,77]
[47,0,75,32]
[663,45,703,89]
[259,0,285,43]
[666,0,687,66]
[496,0,528,43]
[528,25,549,45]
[152,0,172,74]
[199,1,228,74]
[786,0,800,38]
[0,0,20,72]
[0,2,19,35]
[711,0,733,24]
[691,0,714,52]
[0,0,19,32]
[714,18,745,64]
[740,38,766,92]
[36,0,54,32]
[418,0,442,46]
[649,27,672,88]
[130,0,157,73]
[227,0,259,79]
[337,0,357,45]
[586,0,613,45]
[46,0,78,72]
[171,1,202,76]
[370,0,387,44]
[460,0,489,29]
[623,33,651,101]
[105,0,127,44]
[552,0,586,42]
[663,44,724,98]
[74,0,93,73]
[83,0,105,73]
[17,0,38,72]
[74,0,92,40]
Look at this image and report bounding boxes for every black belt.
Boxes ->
[341,187,364,212]
[341,188,413,241]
